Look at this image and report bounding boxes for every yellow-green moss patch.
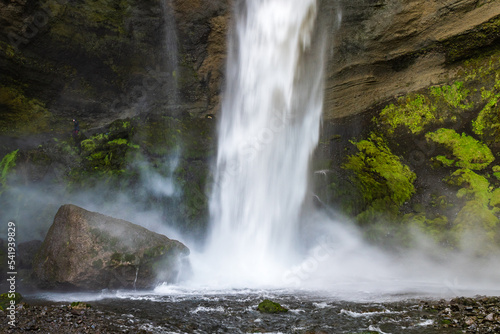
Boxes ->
[426,129,494,170]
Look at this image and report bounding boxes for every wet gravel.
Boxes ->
[2,294,500,333]
[424,296,500,333]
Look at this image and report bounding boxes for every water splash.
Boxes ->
[194,0,325,287]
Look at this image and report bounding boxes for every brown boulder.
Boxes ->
[33,204,190,290]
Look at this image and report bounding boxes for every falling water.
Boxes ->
[198,0,325,287]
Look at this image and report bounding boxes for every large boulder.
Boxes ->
[33,204,190,290]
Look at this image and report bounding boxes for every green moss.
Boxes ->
[490,188,500,208]
[257,299,288,313]
[426,129,494,170]
[0,85,51,134]
[429,81,473,109]
[0,150,19,194]
[445,169,499,240]
[343,134,416,209]
[493,166,500,180]
[80,139,97,153]
[404,213,450,243]
[108,138,128,146]
[0,293,22,310]
[379,94,436,135]
[472,88,500,142]
[445,169,491,204]
[144,245,167,259]
[432,155,455,167]
[70,301,91,309]
[453,200,498,240]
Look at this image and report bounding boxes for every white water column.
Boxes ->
[202,0,325,287]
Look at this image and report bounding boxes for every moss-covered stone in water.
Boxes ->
[379,94,436,135]
[426,129,494,170]
[70,301,91,309]
[257,299,288,313]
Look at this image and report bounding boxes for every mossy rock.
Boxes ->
[426,129,494,170]
[0,85,51,135]
[70,301,91,309]
[445,168,491,204]
[0,293,22,310]
[257,299,288,314]
[453,200,499,242]
[342,133,416,213]
[379,94,436,135]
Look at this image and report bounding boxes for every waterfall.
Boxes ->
[199,0,325,287]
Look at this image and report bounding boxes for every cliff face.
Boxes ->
[324,0,500,118]
[0,0,228,138]
[1,0,500,248]
[1,0,498,136]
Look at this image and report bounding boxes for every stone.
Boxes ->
[33,204,190,290]
[257,299,288,314]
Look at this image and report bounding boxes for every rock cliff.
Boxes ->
[1,0,500,253]
[324,0,500,118]
[1,0,498,134]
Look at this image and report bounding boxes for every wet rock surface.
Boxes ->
[5,293,499,333]
[2,302,154,334]
[424,296,500,333]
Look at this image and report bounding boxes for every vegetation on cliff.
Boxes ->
[321,44,500,250]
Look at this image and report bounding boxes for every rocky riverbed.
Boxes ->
[423,296,500,333]
[2,292,500,333]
